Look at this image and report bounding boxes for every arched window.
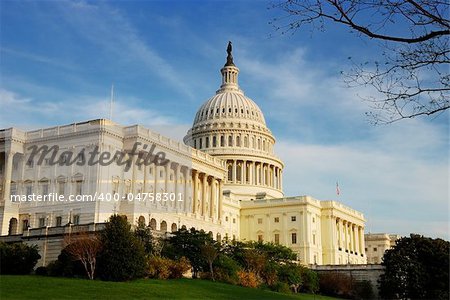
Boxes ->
[171,223,177,232]
[228,136,233,146]
[193,139,197,149]
[220,135,225,147]
[138,216,145,227]
[236,136,241,147]
[160,221,167,232]
[227,164,233,181]
[212,136,217,147]
[205,137,209,148]
[149,218,157,230]
[244,136,248,147]
[199,138,203,149]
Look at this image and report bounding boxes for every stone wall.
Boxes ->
[311,264,384,299]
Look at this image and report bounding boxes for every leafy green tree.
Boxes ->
[379,234,449,299]
[201,242,219,281]
[163,227,213,277]
[278,263,303,293]
[134,222,153,255]
[0,242,41,274]
[97,215,146,281]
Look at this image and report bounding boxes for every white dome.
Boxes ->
[193,92,266,126]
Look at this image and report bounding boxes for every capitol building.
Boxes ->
[0,44,367,266]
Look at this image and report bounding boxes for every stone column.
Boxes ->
[251,161,255,185]
[232,160,237,183]
[202,173,207,217]
[174,164,181,209]
[3,151,14,203]
[210,178,215,218]
[218,180,223,220]
[192,170,198,214]
[241,161,245,184]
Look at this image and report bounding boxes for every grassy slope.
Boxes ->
[0,275,337,300]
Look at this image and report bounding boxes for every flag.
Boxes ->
[336,181,340,196]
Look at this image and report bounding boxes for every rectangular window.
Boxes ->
[58,182,65,195]
[75,181,82,196]
[56,216,62,227]
[39,217,46,227]
[313,234,316,245]
[373,247,377,251]
[258,235,263,242]
[274,234,280,244]
[291,233,297,244]
[73,215,80,225]
[274,217,279,223]
[42,184,49,196]
[291,216,296,222]
[26,185,32,197]
[257,218,263,224]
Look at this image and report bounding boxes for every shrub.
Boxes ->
[35,266,47,276]
[353,280,374,300]
[278,263,303,293]
[46,249,86,278]
[300,267,319,294]
[213,254,241,284]
[262,261,279,286]
[147,256,172,279]
[147,256,191,279]
[319,272,353,298]
[237,270,260,288]
[270,282,291,294]
[169,256,191,279]
[0,242,41,275]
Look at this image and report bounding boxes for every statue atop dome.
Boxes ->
[225,41,235,67]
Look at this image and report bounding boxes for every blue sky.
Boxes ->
[1,1,448,239]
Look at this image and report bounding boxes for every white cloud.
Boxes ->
[277,120,448,239]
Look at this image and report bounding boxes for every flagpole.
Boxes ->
[109,84,114,121]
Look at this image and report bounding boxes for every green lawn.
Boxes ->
[0,275,337,299]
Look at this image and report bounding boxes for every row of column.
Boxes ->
[192,170,224,220]
[335,218,364,255]
[193,133,273,153]
[227,159,282,190]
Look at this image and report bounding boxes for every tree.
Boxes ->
[0,242,41,275]
[134,221,154,255]
[201,242,219,281]
[278,263,303,293]
[379,234,449,299]
[163,228,213,278]
[64,233,102,280]
[97,215,146,281]
[271,0,449,124]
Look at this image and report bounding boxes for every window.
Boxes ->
[274,234,280,244]
[244,136,248,147]
[291,233,297,244]
[228,136,233,146]
[312,217,315,223]
[257,218,263,224]
[10,183,17,196]
[365,248,368,252]
[75,181,83,196]
[58,182,65,195]
[373,247,377,252]
[258,235,263,242]
[73,215,80,225]
[205,137,209,148]
[274,217,279,223]
[42,183,49,196]
[39,217,46,227]
[199,138,203,149]
[236,136,240,147]
[233,218,236,224]
[56,216,62,227]
[26,185,32,197]
[193,139,197,149]
[291,216,296,222]
[212,136,217,147]
[313,234,316,245]
[220,136,225,147]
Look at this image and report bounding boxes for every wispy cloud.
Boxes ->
[55,1,194,98]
